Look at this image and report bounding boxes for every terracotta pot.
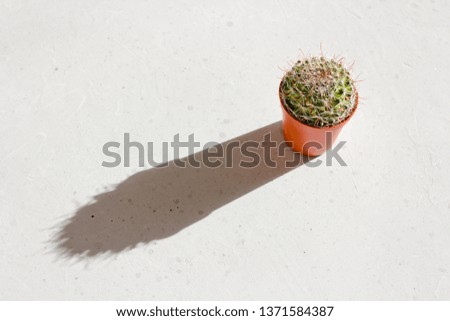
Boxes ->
[279,83,358,157]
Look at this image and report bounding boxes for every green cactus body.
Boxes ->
[280,56,357,127]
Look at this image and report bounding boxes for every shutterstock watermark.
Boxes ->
[102,132,347,168]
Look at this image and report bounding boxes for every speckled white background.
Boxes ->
[1,0,449,300]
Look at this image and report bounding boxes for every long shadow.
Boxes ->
[55,121,311,257]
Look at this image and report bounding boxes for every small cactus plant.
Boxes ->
[280,56,357,127]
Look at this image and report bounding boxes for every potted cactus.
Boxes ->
[279,56,358,156]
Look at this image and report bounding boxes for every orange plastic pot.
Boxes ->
[279,84,358,157]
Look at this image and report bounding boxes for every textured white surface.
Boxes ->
[1,0,449,300]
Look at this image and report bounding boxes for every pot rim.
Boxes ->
[278,80,359,130]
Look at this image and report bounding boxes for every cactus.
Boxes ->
[280,56,357,127]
